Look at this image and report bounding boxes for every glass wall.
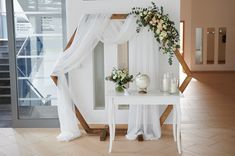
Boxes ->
[13,0,65,119]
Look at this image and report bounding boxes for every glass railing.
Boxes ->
[13,0,65,119]
[16,35,60,108]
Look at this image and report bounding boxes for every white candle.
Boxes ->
[162,73,169,92]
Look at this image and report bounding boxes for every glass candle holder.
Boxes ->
[169,77,178,94]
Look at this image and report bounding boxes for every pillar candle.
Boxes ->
[162,73,169,92]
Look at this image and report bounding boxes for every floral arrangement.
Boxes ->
[105,68,134,92]
[131,2,180,65]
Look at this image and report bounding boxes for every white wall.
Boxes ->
[181,0,235,71]
[180,0,192,68]
[66,0,180,124]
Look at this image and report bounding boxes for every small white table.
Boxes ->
[106,90,181,154]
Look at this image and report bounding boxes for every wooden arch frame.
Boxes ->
[51,14,192,141]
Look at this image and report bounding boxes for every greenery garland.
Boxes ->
[130,2,180,65]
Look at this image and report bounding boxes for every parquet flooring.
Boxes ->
[0,72,234,156]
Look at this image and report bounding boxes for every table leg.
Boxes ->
[176,103,181,154]
[108,98,113,153]
[112,104,116,141]
[173,105,177,142]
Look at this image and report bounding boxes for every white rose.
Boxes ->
[165,44,169,49]
[165,40,169,45]
[157,24,163,31]
[117,70,121,75]
[156,29,160,34]
[161,31,167,37]
[152,17,157,23]
[163,25,167,29]
[149,21,156,26]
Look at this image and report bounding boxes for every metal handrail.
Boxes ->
[17,66,49,105]
[16,32,31,56]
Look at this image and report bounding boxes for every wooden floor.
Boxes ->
[0,72,235,156]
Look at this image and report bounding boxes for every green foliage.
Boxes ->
[130,2,180,65]
[105,68,134,87]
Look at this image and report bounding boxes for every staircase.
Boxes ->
[0,37,53,122]
[0,40,15,127]
[1,41,12,105]
[0,39,25,104]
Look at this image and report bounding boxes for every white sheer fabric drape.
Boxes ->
[127,28,161,140]
[52,14,111,141]
[52,14,161,141]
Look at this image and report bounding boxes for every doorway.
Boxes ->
[1,0,67,127]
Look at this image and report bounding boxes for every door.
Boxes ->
[5,0,66,127]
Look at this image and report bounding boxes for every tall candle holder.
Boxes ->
[161,72,178,94]
[169,77,179,94]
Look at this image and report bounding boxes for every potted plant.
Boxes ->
[105,68,134,93]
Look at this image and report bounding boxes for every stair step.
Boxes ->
[0,51,8,54]
[0,57,9,60]
[0,80,10,86]
[0,97,11,105]
[0,45,8,48]
[0,65,9,71]
[0,71,10,73]
[0,95,11,97]
[0,86,10,89]
[0,58,9,64]
[0,41,8,46]
[0,46,8,52]
[0,88,10,94]
[0,78,10,80]
[0,72,10,78]
[0,54,9,58]
[0,104,11,110]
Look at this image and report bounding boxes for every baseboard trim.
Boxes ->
[192,71,235,73]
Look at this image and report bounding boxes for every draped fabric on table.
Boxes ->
[52,14,161,141]
[127,28,161,140]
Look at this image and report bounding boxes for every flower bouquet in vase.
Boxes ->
[105,68,134,93]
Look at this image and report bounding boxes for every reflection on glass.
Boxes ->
[16,0,62,12]
[218,27,226,64]
[93,42,105,109]
[195,28,203,64]
[14,0,65,119]
[207,27,215,64]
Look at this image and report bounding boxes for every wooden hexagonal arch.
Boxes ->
[51,14,192,141]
